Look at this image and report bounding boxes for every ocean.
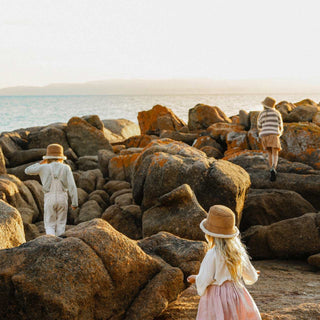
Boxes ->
[1,94,320,133]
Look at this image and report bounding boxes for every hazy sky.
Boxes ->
[1,0,320,88]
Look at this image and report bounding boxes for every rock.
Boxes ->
[280,122,320,169]
[207,123,245,142]
[82,115,104,130]
[312,111,320,126]
[0,200,25,249]
[240,189,316,231]
[138,231,207,278]
[275,101,296,121]
[76,155,98,171]
[225,149,318,175]
[0,218,164,319]
[160,130,198,145]
[294,98,318,107]
[0,174,39,224]
[64,147,78,162]
[97,149,116,177]
[96,177,106,190]
[23,222,42,241]
[0,147,6,174]
[102,119,141,142]
[102,204,142,239]
[114,192,133,207]
[142,184,207,240]
[88,190,110,210]
[138,105,186,135]
[7,161,41,182]
[24,180,44,222]
[247,128,263,150]
[77,169,103,194]
[110,188,132,204]
[200,146,224,159]
[0,132,23,158]
[192,135,223,152]
[27,124,70,150]
[242,212,320,259]
[239,109,250,130]
[112,144,126,154]
[66,116,113,156]
[77,188,89,206]
[120,147,143,155]
[188,104,231,131]
[307,253,320,268]
[133,139,250,221]
[225,130,249,155]
[108,153,140,182]
[8,148,46,168]
[125,265,184,320]
[76,200,103,224]
[285,105,320,122]
[248,111,260,129]
[103,180,131,195]
[122,134,158,148]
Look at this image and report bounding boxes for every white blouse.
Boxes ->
[196,247,259,296]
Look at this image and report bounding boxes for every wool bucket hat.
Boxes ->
[261,96,276,109]
[43,143,66,160]
[200,205,239,238]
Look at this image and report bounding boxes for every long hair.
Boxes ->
[205,234,247,283]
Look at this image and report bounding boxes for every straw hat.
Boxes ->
[200,205,239,238]
[43,144,66,160]
[261,96,276,109]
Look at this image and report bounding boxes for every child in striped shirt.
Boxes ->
[257,97,283,181]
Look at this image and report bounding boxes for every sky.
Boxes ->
[1,0,320,88]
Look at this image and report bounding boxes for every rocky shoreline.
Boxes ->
[0,100,320,319]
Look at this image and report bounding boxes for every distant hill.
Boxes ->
[1,78,320,95]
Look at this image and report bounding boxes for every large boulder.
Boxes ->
[188,104,231,131]
[0,219,167,319]
[102,204,142,239]
[137,105,186,135]
[284,105,320,122]
[142,184,207,240]
[138,231,207,278]
[27,124,70,150]
[0,174,39,223]
[76,155,98,171]
[132,139,250,221]
[242,212,320,259]
[108,153,140,182]
[307,253,320,268]
[240,189,316,231]
[102,119,141,142]
[0,200,25,249]
[77,169,103,194]
[97,149,116,177]
[0,132,23,159]
[75,200,103,224]
[8,148,46,167]
[275,101,296,121]
[280,122,320,169]
[7,161,41,182]
[66,116,113,156]
[159,130,199,145]
[24,180,44,222]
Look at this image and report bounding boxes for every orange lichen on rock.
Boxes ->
[124,135,158,148]
[207,123,245,141]
[138,105,186,135]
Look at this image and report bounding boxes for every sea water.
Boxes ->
[1,94,320,133]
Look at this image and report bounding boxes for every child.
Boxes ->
[25,143,78,236]
[257,96,283,181]
[187,205,261,320]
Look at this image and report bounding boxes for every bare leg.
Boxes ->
[267,149,273,168]
[272,148,279,169]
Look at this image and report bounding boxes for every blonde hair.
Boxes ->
[47,159,63,164]
[205,234,247,283]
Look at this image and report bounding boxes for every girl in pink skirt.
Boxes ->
[187,205,261,320]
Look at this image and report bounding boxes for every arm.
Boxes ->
[278,112,284,136]
[24,163,42,175]
[66,166,78,207]
[195,249,215,296]
[257,111,263,132]
[242,254,259,285]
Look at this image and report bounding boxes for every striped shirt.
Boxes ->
[257,108,283,137]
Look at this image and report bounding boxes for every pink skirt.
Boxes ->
[196,281,261,320]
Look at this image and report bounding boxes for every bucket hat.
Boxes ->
[43,143,66,160]
[261,96,276,109]
[200,205,239,238]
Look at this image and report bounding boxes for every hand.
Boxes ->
[71,206,78,210]
[187,275,196,284]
